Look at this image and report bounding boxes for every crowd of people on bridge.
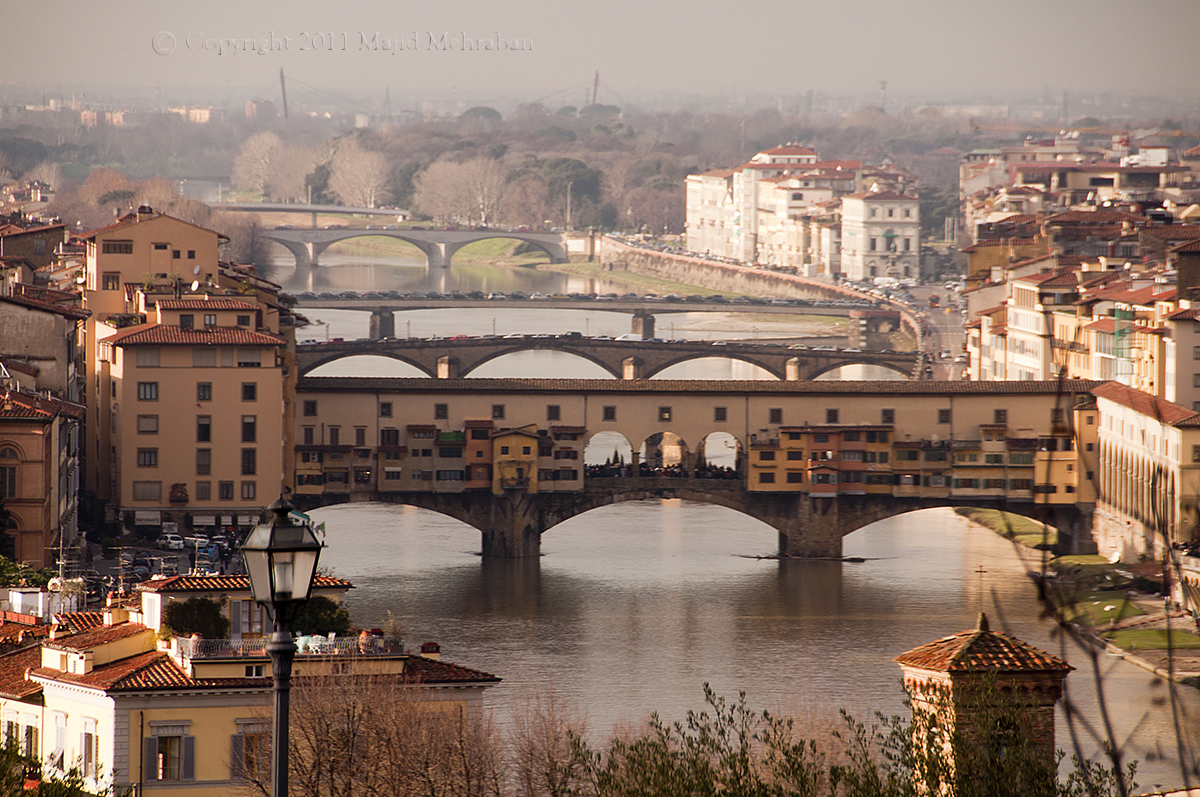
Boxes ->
[584,463,741,480]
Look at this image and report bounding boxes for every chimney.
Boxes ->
[419,641,441,661]
[136,205,154,222]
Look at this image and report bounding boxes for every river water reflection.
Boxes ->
[313,501,1198,790]
[283,258,1197,789]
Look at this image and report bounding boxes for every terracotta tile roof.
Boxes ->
[0,646,47,699]
[106,323,284,347]
[400,655,501,684]
[0,622,50,644]
[1092,381,1200,427]
[43,622,152,652]
[697,169,734,179]
[843,190,916,201]
[0,360,38,377]
[761,145,818,156]
[1085,318,1117,333]
[54,612,106,633]
[894,616,1070,674]
[157,297,260,311]
[137,574,353,594]
[960,237,1041,252]
[0,292,90,320]
[1042,210,1146,225]
[1170,239,1200,254]
[0,223,66,238]
[1167,307,1200,321]
[0,390,85,421]
[1142,225,1200,240]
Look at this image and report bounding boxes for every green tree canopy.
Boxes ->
[162,597,230,639]
[291,595,352,636]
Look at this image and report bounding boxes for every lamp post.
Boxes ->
[240,497,324,797]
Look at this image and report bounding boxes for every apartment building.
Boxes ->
[0,389,84,567]
[683,144,870,267]
[102,300,286,534]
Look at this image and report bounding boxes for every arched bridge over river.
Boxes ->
[295,336,922,380]
[290,377,1102,559]
[265,228,571,268]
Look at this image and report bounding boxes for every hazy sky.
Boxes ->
[5,0,1200,106]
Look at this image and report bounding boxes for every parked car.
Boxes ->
[156,533,184,551]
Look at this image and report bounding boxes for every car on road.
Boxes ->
[787,343,809,350]
[156,533,184,551]
[183,534,209,549]
[954,354,969,364]
[812,345,837,351]
[842,347,862,353]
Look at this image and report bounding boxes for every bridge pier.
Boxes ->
[480,492,544,558]
[369,310,395,340]
[622,357,644,380]
[437,356,460,378]
[631,311,655,339]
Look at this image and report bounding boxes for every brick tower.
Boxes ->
[894,614,1072,790]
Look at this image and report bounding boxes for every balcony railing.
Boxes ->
[176,635,406,659]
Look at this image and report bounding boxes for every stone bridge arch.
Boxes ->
[456,344,623,379]
[643,353,786,380]
[298,350,437,378]
[263,230,569,269]
[292,487,1091,562]
[808,359,916,380]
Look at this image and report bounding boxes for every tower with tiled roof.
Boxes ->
[894,614,1071,783]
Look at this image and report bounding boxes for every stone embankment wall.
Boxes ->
[599,237,922,345]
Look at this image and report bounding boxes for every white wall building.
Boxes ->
[839,190,920,281]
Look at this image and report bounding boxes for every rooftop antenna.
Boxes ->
[975,564,987,614]
[279,67,289,120]
[592,70,600,106]
[879,80,887,111]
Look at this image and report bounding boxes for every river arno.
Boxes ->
[308,502,1199,791]
[279,255,1198,790]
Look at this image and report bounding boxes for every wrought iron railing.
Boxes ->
[176,635,405,658]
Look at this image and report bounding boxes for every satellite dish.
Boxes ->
[193,265,201,275]
[191,280,200,291]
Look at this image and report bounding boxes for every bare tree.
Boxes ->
[328,139,390,208]
[414,160,470,224]
[231,131,282,197]
[267,144,321,203]
[499,175,550,229]
[462,157,506,226]
[236,668,504,797]
[135,176,181,210]
[508,692,588,797]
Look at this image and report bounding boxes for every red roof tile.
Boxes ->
[399,655,501,684]
[0,646,47,699]
[0,292,89,321]
[138,574,353,594]
[1092,381,1200,427]
[1170,239,1200,254]
[54,612,106,633]
[157,298,260,311]
[1042,210,1146,225]
[843,190,917,201]
[894,616,1070,674]
[43,622,152,652]
[106,323,284,347]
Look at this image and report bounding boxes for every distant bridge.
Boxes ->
[263,228,572,269]
[294,296,903,343]
[210,202,408,226]
[294,336,921,380]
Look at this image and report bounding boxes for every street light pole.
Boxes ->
[241,498,323,797]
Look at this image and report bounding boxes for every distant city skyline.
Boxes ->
[4,0,1200,113]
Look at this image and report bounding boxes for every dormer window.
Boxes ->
[237,315,251,327]
[203,314,216,327]
[180,314,194,330]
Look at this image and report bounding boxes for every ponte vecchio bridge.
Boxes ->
[290,377,1102,559]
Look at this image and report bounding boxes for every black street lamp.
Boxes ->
[240,497,324,797]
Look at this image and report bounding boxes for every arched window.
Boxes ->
[0,447,18,460]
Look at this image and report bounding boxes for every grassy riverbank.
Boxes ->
[953,507,1057,549]
[538,261,746,297]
